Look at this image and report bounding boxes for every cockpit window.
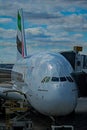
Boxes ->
[66,76,74,82]
[51,77,66,82]
[41,76,50,83]
[51,76,73,82]
[60,77,67,81]
[41,76,74,83]
[51,77,59,82]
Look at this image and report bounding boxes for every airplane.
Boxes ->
[0,9,78,116]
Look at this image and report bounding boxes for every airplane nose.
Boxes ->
[44,84,78,116]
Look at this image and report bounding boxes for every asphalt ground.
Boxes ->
[0,86,87,130]
[27,98,87,130]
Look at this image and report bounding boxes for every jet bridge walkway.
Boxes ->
[61,46,87,97]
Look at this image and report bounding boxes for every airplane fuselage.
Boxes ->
[12,52,78,116]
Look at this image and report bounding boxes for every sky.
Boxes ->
[0,0,87,63]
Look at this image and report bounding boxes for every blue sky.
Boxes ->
[0,0,87,63]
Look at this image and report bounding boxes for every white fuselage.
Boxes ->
[12,52,78,116]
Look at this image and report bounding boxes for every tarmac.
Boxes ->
[20,97,87,130]
[0,91,87,129]
[29,97,87,130]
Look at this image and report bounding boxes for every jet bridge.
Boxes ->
[61,46,87,97]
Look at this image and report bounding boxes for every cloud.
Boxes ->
[26,28,43,35]
[24,11,62,20]
[0,0,86,17]
[0,41,16,47]
[0,18,12,23]
[0,45,16,63]
[0,28,16,39]
[0,0,87,62]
